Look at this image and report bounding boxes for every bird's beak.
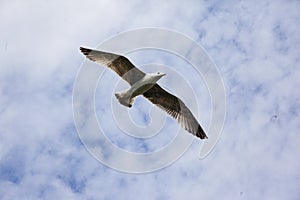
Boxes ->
[160,73,166,76]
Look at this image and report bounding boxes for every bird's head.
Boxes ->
[148,72,166,83]
[156,72,166,77]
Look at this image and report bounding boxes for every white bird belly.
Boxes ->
[127,76,157,98]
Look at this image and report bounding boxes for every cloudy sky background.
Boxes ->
[1,0,300,199]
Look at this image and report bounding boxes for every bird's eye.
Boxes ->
[157,72,160,74]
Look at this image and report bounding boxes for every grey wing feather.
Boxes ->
[80,47,145,85]
[143,84,207,139]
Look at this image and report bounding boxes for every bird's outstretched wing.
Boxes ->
[80,47,145,85]
[143,84,207,139]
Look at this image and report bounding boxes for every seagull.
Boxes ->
[80,47,208,139]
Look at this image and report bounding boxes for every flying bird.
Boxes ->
[80,47,207,139]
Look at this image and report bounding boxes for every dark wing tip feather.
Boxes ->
[79,47,98,62]
[80,47,91,56]
[196,126,208,139]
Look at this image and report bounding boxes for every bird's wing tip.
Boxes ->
[196,127,208,140]
[79,47,92,55]
[197,133,208,140]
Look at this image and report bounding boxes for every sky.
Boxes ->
[0,0,300,199]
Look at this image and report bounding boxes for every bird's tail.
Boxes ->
[115,92,134,108]
[115,92,124,104]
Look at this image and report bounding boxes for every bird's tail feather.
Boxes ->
[115,92,134,108]
[115,92,124,105]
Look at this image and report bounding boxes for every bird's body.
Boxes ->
[80,47,208,139]
[115,73,165,107]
